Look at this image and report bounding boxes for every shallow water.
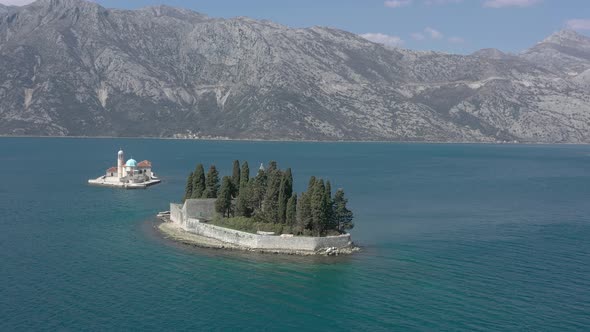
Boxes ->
[1,138,589,331]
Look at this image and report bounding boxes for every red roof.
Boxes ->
[106,167,117,173]
[138,160,152,168]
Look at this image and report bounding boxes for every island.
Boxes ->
[158,161,358,255]
[88,149,161,189]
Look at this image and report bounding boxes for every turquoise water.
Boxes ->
[1,138,590,331]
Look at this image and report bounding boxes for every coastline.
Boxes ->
[0,134,587,146]
[157,219,359,256]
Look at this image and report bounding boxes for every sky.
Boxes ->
[1,0,589,54]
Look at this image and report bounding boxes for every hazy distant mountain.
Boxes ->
[472,48,514,60]
[1,0,589,142]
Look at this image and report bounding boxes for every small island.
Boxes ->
[88,149,161,189]
[159,161,358,255]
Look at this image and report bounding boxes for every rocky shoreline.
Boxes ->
[157,219,360,256]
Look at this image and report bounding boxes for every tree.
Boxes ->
[235,181,252,217]
[183,171,194,202]
[215,176,233,217]
[325,180,334,229]
[236,161,252,217]
[307,176,316,192]
[286,193,297,226]
[267,160,278,173]
[240,161,250,190]
[262,168,282,223]
[278,176,287,223]
[204,165,220,198]
[191,164,206,198]
[252,167,268,210]
[231,160,241,197]
[296,192,312,233]
[310,179,329,236]
[277,168,293,223]
[333,189,354,232]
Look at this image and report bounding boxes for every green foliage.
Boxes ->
[262,166,282,222]
[267,160,277,173]
[191,164,206,198]
[286,193,297,226]
[183,160,354,237]
[308,176,317,191]
[310,179,330,236]
[240,161,250,190]
[277,168,293,223]
[183,171,194,202]
[325,180,334,229]
[215,176,234,217]
[296,191,312,233]
[235,182,252,217]
[250,167,267,211]
[333,189,354,231]
[204,165,220,198]
[231,160,240,197]
[211,216,292,235]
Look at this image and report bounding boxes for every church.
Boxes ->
[88,149,161,189]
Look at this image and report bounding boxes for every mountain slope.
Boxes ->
[0,0,589,142]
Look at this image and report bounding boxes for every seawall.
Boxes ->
[168,201,354,253]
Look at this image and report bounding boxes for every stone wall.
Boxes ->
[169,200,352,251]
[184,199,217,220]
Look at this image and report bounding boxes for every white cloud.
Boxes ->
[411,32,426,40]
[424,27,443,39]
[384,0,413,8]
[360,33,405,47]
[448,36,465,43]
[412,27,443,40]
[483,0,541,8]
[0,0,36,5]
[411,28,464,44]
[566,19,590,31]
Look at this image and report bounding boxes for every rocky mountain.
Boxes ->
[0,0,589,142]
[472,48,514,60]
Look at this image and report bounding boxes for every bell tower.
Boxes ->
[117,149,125,178]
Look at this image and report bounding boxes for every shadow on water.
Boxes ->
[140,218,365,265]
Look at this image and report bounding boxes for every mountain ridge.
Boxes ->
[0,0,589,142]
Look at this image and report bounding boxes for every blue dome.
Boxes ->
[125,159,137,167]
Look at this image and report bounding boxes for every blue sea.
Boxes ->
[1,138,590,331]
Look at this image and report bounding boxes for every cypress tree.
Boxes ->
[250,168,267,211]
[240,161,250,190]
[231,160,241,197]
[325,180,334,230]
[204,165,220,198]
[215,176,233,218]
[278,175,287,223]
[333,189,354,232]
[267,160,278,173]
[236,162,252,217]
[308,176,316,192]
[192,164,206,198]
[296,192,312,233]
[277,169,293,223]
[262,168,282,222]
[183,171,194,202]
[235,181,252,217]
[311,179,328,236]
[284,168,293,197]
[286,193,297,226]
